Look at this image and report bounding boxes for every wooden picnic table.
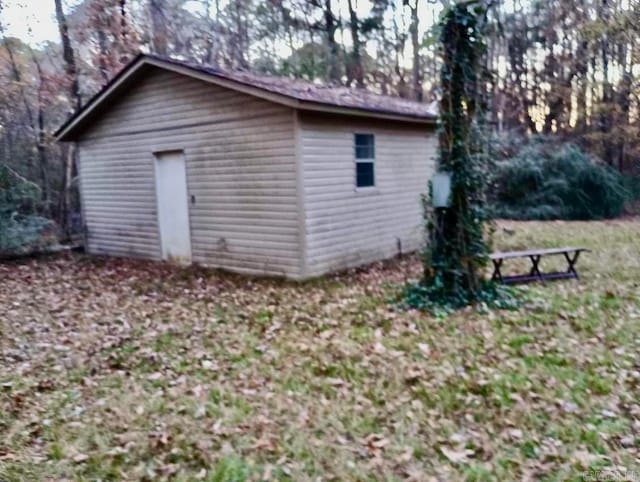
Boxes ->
[489,247,590,284]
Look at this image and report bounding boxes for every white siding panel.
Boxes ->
[77,69,300,277]
[299,113,438,277]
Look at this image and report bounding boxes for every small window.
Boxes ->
[355,133,375,188]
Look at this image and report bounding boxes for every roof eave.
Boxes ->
[295,100,437,124]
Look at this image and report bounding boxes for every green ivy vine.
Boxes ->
[402,1,515,312]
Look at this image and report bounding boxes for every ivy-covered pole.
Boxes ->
[423,1,491,305]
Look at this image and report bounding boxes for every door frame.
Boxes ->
[152,149,193,263]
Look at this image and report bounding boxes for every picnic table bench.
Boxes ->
[489,247,590,284]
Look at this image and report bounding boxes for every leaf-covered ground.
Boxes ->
[1,220,639,481]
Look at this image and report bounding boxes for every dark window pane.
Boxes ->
[354,133,375,159]
[355,145,374,159]
[356,162,375,187]
[355,133,373,146]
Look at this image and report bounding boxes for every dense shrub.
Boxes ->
[490,138,629,220]
[0,165,56,255]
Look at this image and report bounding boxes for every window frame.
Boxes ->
[354,133,376,190]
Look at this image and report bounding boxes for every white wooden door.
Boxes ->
[154,151,192,263]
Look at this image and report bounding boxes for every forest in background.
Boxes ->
[0,0,639,251]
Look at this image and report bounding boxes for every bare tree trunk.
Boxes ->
[54,0,82,235]
[203,0,218,65]
[376,11,390,95]
[97,29,110,84]
[62,144,76,232]
[408,0,422,101]
[323,0,341,83]
[575,39,589,133]
[542,31,565,134]
[230,0,250,69]
[346,0,364,88]
[392,10,407,98]
[54,0,81,111]
[149,0,168,55]
[617,42,633,172]
[120,0,128,43]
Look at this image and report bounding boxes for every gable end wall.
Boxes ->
[76,68,301,278]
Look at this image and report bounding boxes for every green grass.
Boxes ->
[0,219,639,480]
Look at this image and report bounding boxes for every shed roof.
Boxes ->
[56,54,437,141]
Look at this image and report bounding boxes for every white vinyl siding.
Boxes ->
[298,112,438,278]
[76,68,301,278]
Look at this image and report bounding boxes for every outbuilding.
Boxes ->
[56,54,438,279]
